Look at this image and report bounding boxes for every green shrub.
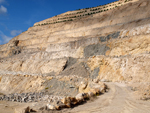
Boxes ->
[45,87,49,90]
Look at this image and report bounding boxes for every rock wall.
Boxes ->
[0,0,150,100]
[0,23,150,79]
[87,54,150,82]
[0,0,149,58]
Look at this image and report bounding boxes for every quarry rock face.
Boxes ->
[0,0,150,112]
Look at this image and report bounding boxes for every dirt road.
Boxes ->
[64,82,150,113]
[1,82,150,113]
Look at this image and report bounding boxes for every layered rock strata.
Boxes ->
[0,0,150,112]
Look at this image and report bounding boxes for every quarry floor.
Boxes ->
[1,82,150,113]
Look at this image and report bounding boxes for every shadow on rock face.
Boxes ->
[99,32,120,42]
[60,62,90,78]
[63,57,77,71]
[84,44,110,58]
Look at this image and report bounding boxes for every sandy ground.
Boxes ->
[1,82,150,113]
[65,83,150,113]
[37,82,150,113]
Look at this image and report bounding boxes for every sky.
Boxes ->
[0,0,116,45]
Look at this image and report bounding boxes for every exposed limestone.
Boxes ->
[46,104,56,110]
[75,93,85,102]
[0,0,150,112]
[87,54,150,83]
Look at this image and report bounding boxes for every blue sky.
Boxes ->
[0,0,116,45]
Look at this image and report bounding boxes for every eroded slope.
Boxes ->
[0,0,150,113]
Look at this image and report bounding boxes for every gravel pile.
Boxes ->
[0,92,64,103]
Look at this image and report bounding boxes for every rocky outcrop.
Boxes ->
[0,0,150,112]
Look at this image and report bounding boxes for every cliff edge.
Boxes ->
[0,0,150,112]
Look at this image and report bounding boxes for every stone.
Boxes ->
[46,104,56,110]
[75,93,85,102]
[94,88,101,94]
[61,97,71,108]
[88,92,94,98]
[100,79,110,82]
[24,106,30,113]
[0,0,150,112]
[69,97,78,105]
[54,101,66,110]
[93,78,100,83]
[83,93,89,99]
[80,81,87,89]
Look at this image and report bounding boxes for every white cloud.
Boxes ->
[11,30,22,36]
[0,31,12,45]
[0,0,5,4]
[0,5,7,14]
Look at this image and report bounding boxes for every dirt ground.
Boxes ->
[1,82,150,113]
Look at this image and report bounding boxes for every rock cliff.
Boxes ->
[0,0,150,112]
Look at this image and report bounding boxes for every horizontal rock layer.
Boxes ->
[0,0,150,104]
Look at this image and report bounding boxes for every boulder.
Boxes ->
[54,101,66,110]
[88,92,94,98]
[93,78,100,83]
[61,97,71,108]
[75,93,85,102]
[24,106,30,113]
[46,104,56,110]
[79,81,88,93]
[80,81,87,89]
[69,97,78,105]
